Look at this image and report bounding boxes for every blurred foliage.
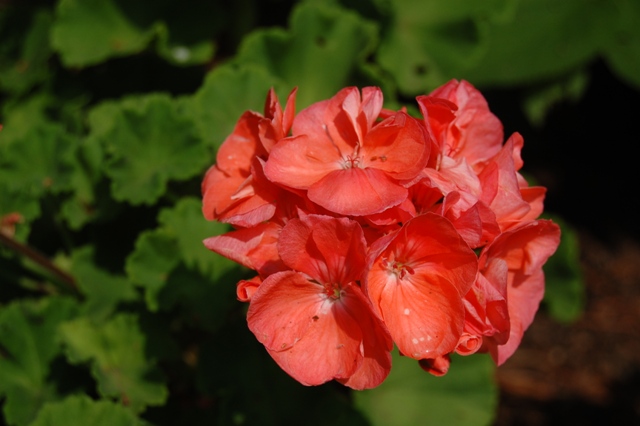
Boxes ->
[0,0,627,424]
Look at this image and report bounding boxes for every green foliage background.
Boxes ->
[1,0,631,424]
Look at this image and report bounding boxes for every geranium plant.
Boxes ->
[202,81,560,388]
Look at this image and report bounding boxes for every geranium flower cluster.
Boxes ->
[201,81,560,390]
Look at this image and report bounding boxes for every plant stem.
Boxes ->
[0,232,78,293]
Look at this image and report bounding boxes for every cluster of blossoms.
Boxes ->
[201,81,560,389]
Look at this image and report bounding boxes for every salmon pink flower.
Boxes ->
[201,82,561,387]
[264,87,430,216]
[247,215,392,389]
[478,133,547,231]
[418,79,503,171]
[365,213,478,360]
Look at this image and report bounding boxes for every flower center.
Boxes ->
[342,154,362,169]
[381,257,415,280]
[323,282,343,300]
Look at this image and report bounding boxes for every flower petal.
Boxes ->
[308,167,407,216]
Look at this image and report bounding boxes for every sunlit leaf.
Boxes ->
[355,351,497,426]
[88,94,209,205]
[0,297,78,426]
[59,314,168,413]
[51,0,158,67]
[30,394,147,426]
[234,2,378,108]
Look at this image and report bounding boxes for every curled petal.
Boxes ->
[455,332,483,356]
[418,354,451,377]
[237,276,262,302]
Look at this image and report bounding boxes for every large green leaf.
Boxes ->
[462,0,618,86]
[88,94,209,205]
[355,351,497,426]
[0,297,78,426]
[51,0,158,67]
[30,394,147,426]
[59,314,168,413]
[377,0,513,94]
[234,2,379,108]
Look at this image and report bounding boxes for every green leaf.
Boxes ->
[59,314,168,413]
[0,9,53,95]
[355,351,497,426]
[377,0,513,94]
[88,94,209,205]
[0,182,41,242]
[59,134,105,230]
[125,230,180,312]
[125,198,240,317]
[70,246,138,321]
[0,93,54,143]
[462,0,618,86]
[0,122,78,197]
[157,197,234,279]
[51,0,158,67]
[191,64,282,151]
[234,2,379,108]
[603,0,640,89]
[0,297,78,426]
[30,394,147,426]
[543,216,585,323]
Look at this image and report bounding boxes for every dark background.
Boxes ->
[487,60,640,425]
